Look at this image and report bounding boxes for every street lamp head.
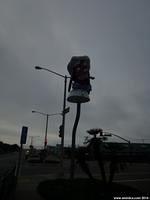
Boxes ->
[32,110,36,113]
[35,66,42,70]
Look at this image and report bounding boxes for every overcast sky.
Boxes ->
[0,0,150,147]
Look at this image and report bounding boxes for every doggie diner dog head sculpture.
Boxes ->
[67,56,92,103]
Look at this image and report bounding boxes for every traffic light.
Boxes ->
[59,125,63,137]
[67,56,92,103]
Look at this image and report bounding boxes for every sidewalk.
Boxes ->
[15,171,66,200]
[15,173,149,199]
[15,160,150,199]
[15,175,46,200]
[15,173,84,200]
[15,153,62,199]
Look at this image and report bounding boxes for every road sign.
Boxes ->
[20,126,28,144]
[63,107,70,114]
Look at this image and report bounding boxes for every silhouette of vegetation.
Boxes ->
[37,129,141,200]
[0,141,19,154]
[106,142,129,184]
[77,128,129,186]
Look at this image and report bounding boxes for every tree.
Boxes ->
[77,128,129,186]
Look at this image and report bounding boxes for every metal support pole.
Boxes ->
[15,143,23,178]
[44,114,49,149]
[70,103,81,180]
[104,132,130,144]
[60,76,67,169]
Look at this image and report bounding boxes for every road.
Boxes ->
[0,152,18,176]
[19,159,150,194]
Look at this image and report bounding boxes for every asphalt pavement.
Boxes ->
[14,159,150,199]
[0,152,18,175]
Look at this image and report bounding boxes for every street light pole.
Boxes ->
[34,66,70,167]
[35,66,65,78]
[44,114,49,149]
[103,131,131,158]
[103,131,130,144]
[32,110,61,149]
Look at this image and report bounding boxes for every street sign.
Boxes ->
[63,107,70,114]
[20,126,28,144]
